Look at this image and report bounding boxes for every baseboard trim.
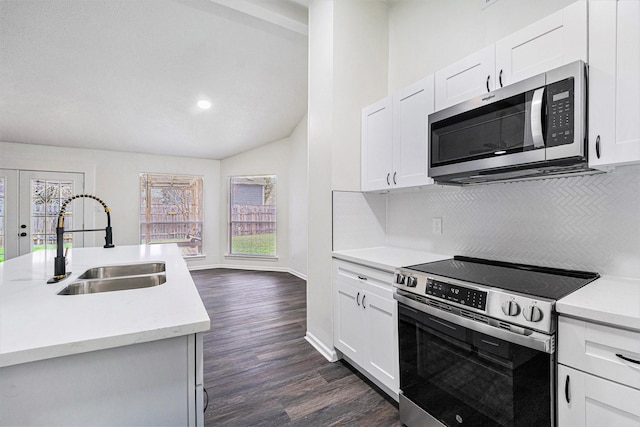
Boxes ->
[305,331,338,362]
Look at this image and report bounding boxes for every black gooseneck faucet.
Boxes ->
[48,194,115,283]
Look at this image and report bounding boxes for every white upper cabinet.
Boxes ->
[361,97,393,192]
[434,45,495,111]
[392,75,435,188]
[434,1,587,111]
[495,0,587,87]
[588,0,640,170]
[361,75,435,192]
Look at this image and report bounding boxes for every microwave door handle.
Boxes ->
[531,88,545,149]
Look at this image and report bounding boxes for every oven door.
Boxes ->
[397,297,555,427]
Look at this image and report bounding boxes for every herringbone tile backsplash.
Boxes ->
[386,165,640,278]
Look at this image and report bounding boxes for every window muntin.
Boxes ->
[140,174,203,257]
[229,175,276,257]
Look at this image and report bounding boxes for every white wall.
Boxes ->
[0,141,221,269]
[218,115,308,278]
[387,0,577,91]
[306,0,389,360]
[288,115,309,278]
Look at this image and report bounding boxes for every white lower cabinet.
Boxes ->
[0,334,204,426]
[333,259,399,398]
[557,316,640,426]
[558,365,640,427]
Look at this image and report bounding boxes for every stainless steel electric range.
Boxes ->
[393,256,599,427]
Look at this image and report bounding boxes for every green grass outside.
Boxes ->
[0,247,3,263]
[231,233,275,255]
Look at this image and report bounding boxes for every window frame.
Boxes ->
[227,175,277,259]
[139,173,204,258]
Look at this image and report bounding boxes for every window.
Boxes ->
[229,175,276,256]
[30,178,75,253]
[140,174,203,257]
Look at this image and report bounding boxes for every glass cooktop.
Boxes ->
[405,256,599,300]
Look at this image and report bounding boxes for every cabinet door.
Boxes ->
[588,0,640,169]
[361,97,393,191]
[495,0,587,87]
[558,364,640,427]
[333,271,364,362]
[362,290,399,394]
[434,45,495,110]
[392,75,435,188]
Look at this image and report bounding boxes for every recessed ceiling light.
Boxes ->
[197,100,211,110]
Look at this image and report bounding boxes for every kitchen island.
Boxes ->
[0,244,210,426]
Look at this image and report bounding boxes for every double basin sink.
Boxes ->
[58,262,166,295]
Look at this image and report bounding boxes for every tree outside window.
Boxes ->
[140,174,203,257]
[229,175,276,256]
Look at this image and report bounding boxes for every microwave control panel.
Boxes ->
[546,77,574,147]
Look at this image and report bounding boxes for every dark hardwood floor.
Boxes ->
[191,268,401,426]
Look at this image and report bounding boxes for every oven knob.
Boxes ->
[501,300,520,316]
[523,306,543,322]
[395,274,405,285]
[407,277,418,288]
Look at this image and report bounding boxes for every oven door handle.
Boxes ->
[395,293,554,354]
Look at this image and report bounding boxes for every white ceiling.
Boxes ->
[0,0,309,160]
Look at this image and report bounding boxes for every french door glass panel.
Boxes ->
[18,171,84,257]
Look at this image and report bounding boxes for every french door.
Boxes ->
[0,169,84,262]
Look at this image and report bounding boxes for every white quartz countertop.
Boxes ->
[557,275,640,331]
[0,244,210,367]
[332,246,451,272]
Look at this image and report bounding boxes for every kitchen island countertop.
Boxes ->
[0,244,210,367]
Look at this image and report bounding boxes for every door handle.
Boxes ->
[531,87,546,149]
[564,375,570,403]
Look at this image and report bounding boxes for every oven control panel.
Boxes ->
[426,279,487,311]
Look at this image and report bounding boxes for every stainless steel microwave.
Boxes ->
[428,60,597,185]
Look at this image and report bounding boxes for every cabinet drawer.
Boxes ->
[333,259,394,299]
[559,316,640,389]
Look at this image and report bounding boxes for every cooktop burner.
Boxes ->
[405,256,599,300]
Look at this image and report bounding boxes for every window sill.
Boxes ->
[224,254,279,262]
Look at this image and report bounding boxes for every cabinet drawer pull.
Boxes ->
[362,294,367,309]
[499,69,503,88]
[356,292,361,306]
[616,353,640,365]
[596,135,601,158]
[357,275,368,281]
[486,75,490,92]
[386,173,390,186]
[565,375,571,403]
[393,172,397,185]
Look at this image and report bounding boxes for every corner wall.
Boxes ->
[218,115,308,277]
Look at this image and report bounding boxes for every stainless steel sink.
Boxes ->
[77,262,166,279]
[58,273,166,295]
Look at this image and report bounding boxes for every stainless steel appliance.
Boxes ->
[428,61,597,185]
[394,256,599,427]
